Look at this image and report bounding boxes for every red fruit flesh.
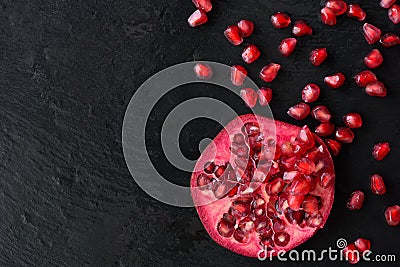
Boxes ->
[237,20,254,37]
[370,174,386,195]
[287,103,310,120]
[192,0,212,12]
[354,70,377,87]
[302,84,320,103]
[258,88,273,106]
[385,205,400,226]
[271,12,291,29]
[325,139,342,156]
[372,142,390,160]
[242,44,261,64]
[191,115,335,257]
[324,73,345,88]
[343,113,362,129]
[224,25,243,46]
[315,122,334,137]
[343,244,360,264]
[365,81,387,97]
[312,106,331,123]
[279,38,297,57]
[321,7,337,26]
[292,20,313,36]
[388,4,400,24]
[240,88,258,108]
[380,33,400,48]
[380,0,396,9]
[260,63,281,83]
[364,49,383,69]
[347,4,366,21]
[347,190,365,210]
[188,9,208,27]
[362,23,382,44]
[310,48,328,66]
[231,65,247,86]
[325,0,347,15]
[354,238,371,253]
[335,127,354,143]
[194,63,213,80]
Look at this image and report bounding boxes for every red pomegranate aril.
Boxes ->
[347,190,364,210]
[312,106,331,122]
[287,103,310,120]
[347,4,366,21]
[389,4,400,24]
[240,88,258,108]
[315,122,334,137]
[343,244,360,264]
[321,7,337,26]
[288,194,305,210]
[355,238,371,253]
[274,232,290,247]
[266,178,284,195]
[217,220,235,237]
[302,84,320,103]
[380,33,400,48]
[224,25,243,46]
[325,139,341,156]
[362,23,382,44]
[380,0,396,9]
[292,20,312,36]
[307,212,323,227]
[203,161,216,174]
[242,44,261,64]
[371,174,386,195]
[303,196,319,215]
[188,9,208,27]
[279,38,297,57]
[271,12,291,29]
[364,49,383,69]
[237,20,254,37]
[192,0,212,12]
[385,205,400,226]
[287,176,310,196]
[354,70,377,87]
[372,142,390,160]
[285,209,305,225]
[231,65,247,86]
[194,63,213,80]
[320,171,335,188]
[335,127,354,143]
[343,113,363,129]
[310,48,328,66]
[233,228,250,243]
[260,63,281,83]
[197,173,212,188]
[238,218,255,233]
[258,88,273,106]
[298,125,315,148]
[324,73,345,89]
[365,81,387,97]
[294,158,315,175]
[325,0,347,15]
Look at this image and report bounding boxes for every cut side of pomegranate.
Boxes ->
[354,70,377,87]
[192,0,212,12]
[279,38,297,57]
[242,44,261,64]
[231,65,247,86]
[237,20,254,37]
[321,7,337,26]
[292,20,312,36]
[191,115,335,257]
[287,103,310,120]
[385,205,400,226]
[362,23,382,44]
[364,49,383,69]
[271,12,291,29]
[188,9,208,27]
[347,190,364,210]
[370,174,386,195]
[347,4,366,21]
[380,33,400,48]
[325,0,347,15]
[224,25,244,46]
[324,73,345,89]
[310,48,328,66]
[260,63,281,83]
[365,81,387,97]
[372,142,390,161]
[388,4,400,24]
[258,88,273,106]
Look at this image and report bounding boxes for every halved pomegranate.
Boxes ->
[191,115,335,257]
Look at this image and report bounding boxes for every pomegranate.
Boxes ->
[224,25,243,46]
[324,73,345,88]
[260,63,281,83]
[320,7,337,26]
[347,190,364,210]
[292,20,313,36]
[353,70,377,87]
[335,127,354,143]
[242,44,261,64]
[342,244,360,264]
[191,115,335,257]
[302,84,320,103]
[388,4,400,24]
[188,9,208,27]
[364,49,383,69]
[312,106,331,122]
[343,113,362,129]
[370,174,386,195]
[237,20,254,37]
[380,33,400,48]
[271,12,291,29]
[385,205,400,226]
[279,38,297,57]
[365,81,387,97]
[194,63,213,80]
[347,4,366,21]
[287,103,310,120]
[310,48,328,66]
[325,0,347,15]
[354,238,371,253]
[231,65,247,86]
[372,142,391,160]
[240,88,258,108]
[258,88,273,106]
[362,23,382,44]
[192,0,212,12]
[380,0,396,9]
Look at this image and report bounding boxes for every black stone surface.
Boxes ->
[1,0,399,266]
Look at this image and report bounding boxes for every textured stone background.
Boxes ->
[0,0,399,266]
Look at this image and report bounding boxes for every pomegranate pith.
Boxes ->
[372,142,390,161]
[364,49,383,69]
[188,9,208,27]
[385,205,400,226]
[347,4,366,21]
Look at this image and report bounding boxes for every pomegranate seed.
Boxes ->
[230,65,247,86]
[372,142,390,160]
[279,38,297,57]
[343,113,363,128]
[315,122,334,136]
[364,49,383,69]
[242,44,261,64]
[347,190,365,210]
[258,88,273,106]
[260,63,281,83]
[217,219,235,237]
[307,212,323,227]
[287,176,310,196]
[288,194,305,210]
[385,205,400,226]
[312,105,331,122]
[320,171,335,187]
[194,63,213,80]
[389,4,400,24]
[353,70,377,87]
[324,73,345,88]
[271,12,291,29]
[224,25,243,46]
[362,23,382,44]
[355,238,371,253]
[240,88,258,108]
[287,103,310,120]
[365,81,387,97]
[310,48,328,66]
[298,125,315,148]
[237,20,254,37]
[302,84,320,103]
[342,244,360,264]
[325,139,341,156]
[380,33,400,48]
[274,232,290,247]
[266,178,284,195]
[347,4,366,21]
[192,0,212,12]
[370,174,386,195]
[325,0,347,15]
[321,7,337,26]
[380,0,396,9]
[188,9,208,27]
[302,196,319,215]
[295,158,315,175]
[335,127,354,143]
[292,20,312,36]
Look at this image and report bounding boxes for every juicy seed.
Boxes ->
[380,0,397,9]
[324,73,345,88]
[385,205,400,226]
[307,212,323,228]
[279,38,297,57]
[292,20,313,36]
[238,218,255,233]
[204,161,216,173]
[353,70,377,87]
[347,190,365,210]
[294,158,315,175]
[233,228,249,243]
[335,127,355,143]
[271,12,291,29]
[302,195,319,215]
[347,4,366,21]
[237,20,254,37]
[355,238,371,253]
[310,48,328,66]
[260,63,281,82]
[325,0,347,15]
[365,81,387,97]
[197,173,211,188]
[240,88,258,108]
[287,103,311,120]
[285,208,305,225]
[364,49,383,69]
[217,219,235,237]
[192,0,212,12]
[370,174,386,195]
[388,4,400,24]
[288,194,305,211]
[320,171,335,188]
[380,33,400,48]
[321,7,337,26]
[343,113,363,129]
[194,63,213,80]
[274,232,290,247]
[343,244,360,264]
[224,25,243,46]
[188,9,208,27]
[242,44,261,64]
[372,142,391,161]
[230,65,247,86]
[302,84,320,103]
[325,139,341,156]
[362,23,382,44]
[315,122,334,136]
[312,105,331,122]
[258,88,273,106]
[266,178,284,195]
[287,176,310,196]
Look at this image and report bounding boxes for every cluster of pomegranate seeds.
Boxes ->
[370,174,386,195]
[372,142,391,160]
[385,205,400,226]
[271,12,291,29]
[362,23,382,44]
[258,88,273,106]
[260,63,281,83]
[242,44,261,64]
[231,65,248,86]
[388,4,400,24]
[343,237,371,264]
[310,48,328,66]
[365,81,387,97]
[224,25,243,46]
[279,38,297,57]
[347,190,365,210]
[364,49,383,69]
[324,73,345,88]
[380,33,400,47]
[194,63,213,80]
[335,127,354,143]
[292,20,313,36]
[347,4,366,21]
[287,103,310,120]
[240,88,258,108]
[353,70,377,87]
[302,84,320,103]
